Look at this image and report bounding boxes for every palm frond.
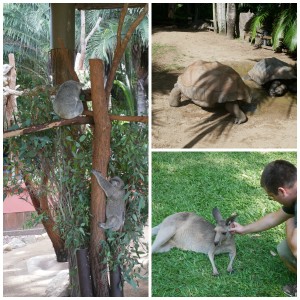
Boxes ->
[250,11,269,41]
[272,7,297,51]
[284,19,297,51]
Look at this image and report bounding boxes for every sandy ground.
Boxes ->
[3,235,148,297]
[152,28,297,149]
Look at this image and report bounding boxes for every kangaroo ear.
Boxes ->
[226,213,238,226]
[212,207,223,223]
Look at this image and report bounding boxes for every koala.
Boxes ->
[53,80,83,119]
[92,169,126,231]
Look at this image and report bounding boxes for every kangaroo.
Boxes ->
[152,207,237,276]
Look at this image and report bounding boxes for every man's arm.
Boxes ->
[286,217,297,258]
[229,208,292,234]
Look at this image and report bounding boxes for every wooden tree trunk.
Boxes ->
[227,3,236,39]
[213,3,218,33]
[89,59,111,297]
[217,3,226,34]
[23,174,68,262]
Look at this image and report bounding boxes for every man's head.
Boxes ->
[260,160,297,206]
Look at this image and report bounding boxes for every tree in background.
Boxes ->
[226,3,237,39]
[151,3,297,53]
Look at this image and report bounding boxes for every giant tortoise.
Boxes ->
[247,57,297,97]
[169,60,252,124]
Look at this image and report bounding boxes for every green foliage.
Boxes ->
[53,128,93,250]
[24,211,47,228]
[152,152,296,297]
[6,85,92,249]
[85,8,148,114]
[113,80,135,115]
[8,92,148,287]
[272,7,297,51]
[250,4,297,52]
[3,3,50,83]
[86,9,148,64]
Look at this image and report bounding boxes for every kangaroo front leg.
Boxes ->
[208,250,219,276]
[227,248,236,273]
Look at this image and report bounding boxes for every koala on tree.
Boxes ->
[92,170,126,231]
[52,80,83,119]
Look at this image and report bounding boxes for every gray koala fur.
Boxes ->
[92,169,126,231]
[53,80,83,119]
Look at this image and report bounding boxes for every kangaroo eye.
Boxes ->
[222,232,227,235]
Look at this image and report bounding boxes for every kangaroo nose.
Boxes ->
[214,241,219,246]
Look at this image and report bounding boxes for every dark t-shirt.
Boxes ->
[282,201,297,227]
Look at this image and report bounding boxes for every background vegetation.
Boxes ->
[152,3,297,52]
[152,151,296,297]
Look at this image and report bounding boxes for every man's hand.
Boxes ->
[229,222,246,234]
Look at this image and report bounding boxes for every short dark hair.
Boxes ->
[260,160,297,195]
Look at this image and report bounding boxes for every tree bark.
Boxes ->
[3,115,148,139]
[213,4,218,33]
[78,10,86,71]
[132,45,148,116]
[89,59,111,297]
[217,3,226,34]
[5,54,18,129]
[227,3,236,39]
[105,4,148,99]
[23,173,67,262]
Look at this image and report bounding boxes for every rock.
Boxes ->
[35,234,44,241]
[22,236,37,244]
[45,269,70,297]
[3,244,12,252]
[41,233,48,239]
[9,238,26,249]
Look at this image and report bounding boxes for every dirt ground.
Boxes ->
[152,28,297,149]
[3,235,148,297]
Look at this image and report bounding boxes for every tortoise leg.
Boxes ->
[169,85,181,107]
[225,102,247,124]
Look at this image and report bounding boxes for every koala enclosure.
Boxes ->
[3,3,148,297]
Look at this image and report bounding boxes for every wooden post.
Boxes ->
[89,59,111,297]
[50,3,76,84]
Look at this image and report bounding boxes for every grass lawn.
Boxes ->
[151,151,296,297]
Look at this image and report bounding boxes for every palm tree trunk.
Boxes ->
[213,4,218,33]
[137,78,147,116]
[226,3,236,39]
[217,3,226,34]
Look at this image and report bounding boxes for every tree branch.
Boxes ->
[85,16,102,44]
[117,4,128,49]
[3,114,148,139]
[105,4,148,99]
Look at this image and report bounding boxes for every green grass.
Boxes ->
[152,43,182,72]
[152,43,177,58]
[151,152,296,297]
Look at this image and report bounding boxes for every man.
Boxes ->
[230,160,297,296]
